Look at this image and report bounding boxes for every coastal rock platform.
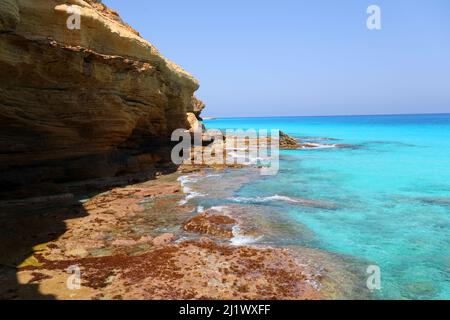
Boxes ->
[0,169,368,300]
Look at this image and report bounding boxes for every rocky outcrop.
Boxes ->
[191,96,206,118]
[183,211,237,239]
[0,0,204,198]
[279,131,301,149]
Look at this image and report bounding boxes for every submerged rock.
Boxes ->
[418,197,450,207]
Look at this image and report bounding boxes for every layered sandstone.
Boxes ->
[0,0,203,198]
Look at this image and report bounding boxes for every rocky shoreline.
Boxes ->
[0,167,316,299]
[0,163,370,300]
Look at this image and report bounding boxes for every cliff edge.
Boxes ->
[0,0,204,198]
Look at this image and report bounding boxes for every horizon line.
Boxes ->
[203,112,450,120]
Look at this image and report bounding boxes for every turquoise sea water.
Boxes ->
[203,114,450,300]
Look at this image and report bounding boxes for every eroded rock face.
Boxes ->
[0,0,204,198]
[186,112,206,133]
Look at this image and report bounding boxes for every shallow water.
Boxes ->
[198,114,450,300]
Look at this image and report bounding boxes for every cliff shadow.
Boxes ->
[0,200,89,300]
[0,153,180,299]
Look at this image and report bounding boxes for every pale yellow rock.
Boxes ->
[138,236,153,244]
[17,270,98,300]
[186,112,205,133]
[16,0,197,89]
[111,239,137,247]
[66,248,89,258]
[17,255,43,268]
[192,96,206,116]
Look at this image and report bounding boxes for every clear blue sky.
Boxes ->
[104,0,450,117]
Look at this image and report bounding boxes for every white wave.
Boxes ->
[209,205,227,213]
[197,206,205,213]
[227,152,264,164]
[177,174,206,205]
[177,175,199,186]
[178,191,206,205]
[302,143,337,149]
[231,225,263,246]
[204,174,222,178]
[229,194,301,204]
[229,195,337,209]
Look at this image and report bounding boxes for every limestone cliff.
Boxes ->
[0,0,203,198]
